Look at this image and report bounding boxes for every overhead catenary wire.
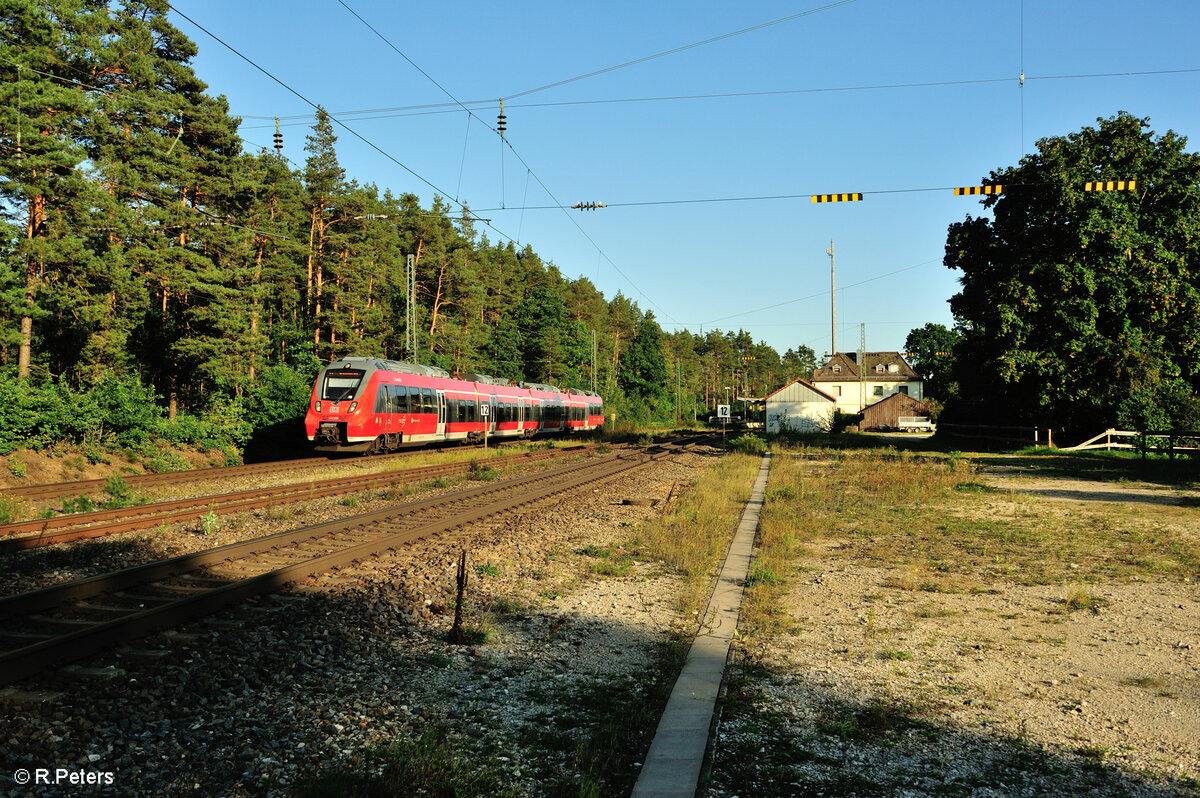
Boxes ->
[167,4,500,237]
[697,258,942,328]
[333,0,680,325]
[501,0,859,101]
[470,180,1069,213]
[234,68,1200,128]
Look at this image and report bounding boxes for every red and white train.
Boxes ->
[305,357,605,453]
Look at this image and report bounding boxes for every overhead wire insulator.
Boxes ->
[572,202,607,211]
[497,99,506,139]
[273,117,282,154]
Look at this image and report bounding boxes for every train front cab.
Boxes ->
[307,360,448,453]
[307,363,372,452]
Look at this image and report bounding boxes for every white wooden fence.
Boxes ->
[1064,428,1200,459]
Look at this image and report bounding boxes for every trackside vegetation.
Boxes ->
[0,3,815,459]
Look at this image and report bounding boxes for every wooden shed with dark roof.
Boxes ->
[860,391,933,431]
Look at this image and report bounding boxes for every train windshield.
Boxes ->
[322,368,364,401]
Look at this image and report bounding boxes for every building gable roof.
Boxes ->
[766,377,838,403]
[811,351,921,381]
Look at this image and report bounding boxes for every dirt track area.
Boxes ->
[709,454,1200,797]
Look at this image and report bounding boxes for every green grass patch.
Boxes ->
[757,443,1200,586]
[296,727,517,798]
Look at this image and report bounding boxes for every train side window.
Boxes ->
[421,388,435,414]
[405,386,417,413]
[375,386,388,414]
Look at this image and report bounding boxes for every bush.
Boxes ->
[831,409,861,434]
[0,495,20,525]
[468,459,498,481]
[243,364,314,430]
[0,370,164,455]
[145,450,192,473]
[727,433,768,456]
[0,376,68,454]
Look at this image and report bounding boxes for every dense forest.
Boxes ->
[0,0,817,457]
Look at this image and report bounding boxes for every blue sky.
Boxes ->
[167,0,1200,358]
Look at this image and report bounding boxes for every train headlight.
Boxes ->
[315,400,323,412]
[349,401,358,413]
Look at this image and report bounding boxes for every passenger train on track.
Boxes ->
[305,357,605,453]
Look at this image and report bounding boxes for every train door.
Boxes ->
[374,384,391,445]
[381,384,394,439]
[436,390,446,439]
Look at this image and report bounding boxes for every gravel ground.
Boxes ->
[7,446,1198,797]
[707,461,1200,798]
[1,450,699,797]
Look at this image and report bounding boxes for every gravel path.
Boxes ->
[2,451,703,797]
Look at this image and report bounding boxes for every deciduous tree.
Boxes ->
[945,113,1200,434]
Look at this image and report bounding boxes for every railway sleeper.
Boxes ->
[115,647,171,661]
[254,553,305,565]
[27,615,94,629]
[58,665,126,680]
[1,631,55,645]
[203,564,264,579]
[112,591,181,604]
[73,600,147,614]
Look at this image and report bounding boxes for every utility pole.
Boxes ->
[675,358,681,428]
[827,239,836,355]
[406,254,416,361]
[858,323,866,413]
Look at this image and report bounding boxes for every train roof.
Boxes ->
[460,372,512,386]
[328,357,450,379]
[518,381,560,392]
[327,358,602,399]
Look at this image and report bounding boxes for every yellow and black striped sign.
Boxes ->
[954,185,1003,196]
[1084,180,1137,192]
[811,193,863,203]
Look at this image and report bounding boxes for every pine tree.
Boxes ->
[0,0,101,378]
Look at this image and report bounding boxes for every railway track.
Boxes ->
[3,454,351,503]
[0,439,694,688]
[0,444,610,552]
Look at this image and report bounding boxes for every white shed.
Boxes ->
[765,378,837,435]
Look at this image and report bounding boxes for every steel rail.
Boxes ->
[0,446,676,686]
[4,455,346,503]
[0,445,606,552]
[5,439,603,504]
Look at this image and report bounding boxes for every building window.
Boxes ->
[832,364,841,373]
[899,385,909,395]
[873,385,884,396]
[834,386,842,396]
[875,364,884,374]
